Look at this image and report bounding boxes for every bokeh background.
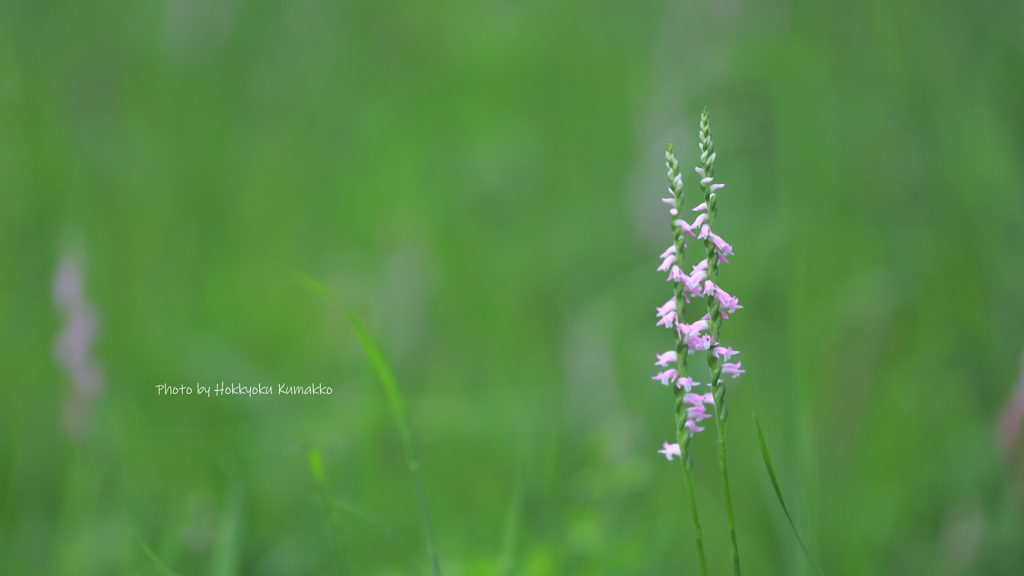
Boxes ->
[2,0,1024,574]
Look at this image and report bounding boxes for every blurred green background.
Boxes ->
[2,0,1024,574]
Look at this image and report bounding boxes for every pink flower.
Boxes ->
[655,350,678,367]
[686,404,713,421]
[709,183,725,192]
[683,273,706,298]
[686,334,712,353]
[656,309,677,329]
[721,362,744,378]
[53,250,105,441]
[715,288,742,313]
[695,166,706,178]
[684,392,714,406]
[692,202,708,212]
[667,265,690,283]
[678,320,711,352]
[656,297,675,317]
[658,442,682,460]
[685,420,705,434]
[673,219,697,237]
[691,213,708,230]
[713,346,739,361]
[652,369,678,386]
[661,197,675,205]
[708,232,733,257]
[676,376,698,391]
[657,253,676,272]
[679,319,708,337]
[700,177,714,187]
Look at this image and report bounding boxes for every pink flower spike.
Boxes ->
[713,346,739,361]
[692,202,708,212]
[691,213,708,229]
[700,177,713,186]
[657,254,676,272]
[659,442,681,460]
[710,183,725,192]
[703,280,718,296]
[721,362,745,378]
[695,166,706,178]
[655,350,678,367]
[685,419,704,434]
[652,369,678,386]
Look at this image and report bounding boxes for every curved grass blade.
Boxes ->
[753,414,824,576]
[131,530,184,576]
[294,270,442,576]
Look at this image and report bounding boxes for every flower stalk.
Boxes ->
[653,109,745,575]
[659,142,708,576]
[696,107,742,576]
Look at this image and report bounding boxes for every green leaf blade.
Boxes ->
[753,414,825,576]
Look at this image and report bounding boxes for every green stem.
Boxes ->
[712,393,739,575]
[676,427,708,576]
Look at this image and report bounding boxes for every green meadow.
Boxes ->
[1,0,1023,574]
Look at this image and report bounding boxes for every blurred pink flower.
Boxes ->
[53,250,104,441]
[658,442,682,460]
[997,352,1024,460]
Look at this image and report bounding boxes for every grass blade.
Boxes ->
[131,531,184,576]
[497,441,527,576]
[294,271,442,576]
[208,481,243,576]
[309,447,345,570]
[753,414,824,576]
